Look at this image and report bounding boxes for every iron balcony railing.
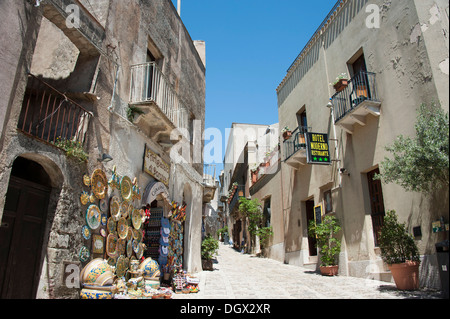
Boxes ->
[129,62,190,135]
[18,74,92,147]
[331,71,380,123]
[283,126,311,162]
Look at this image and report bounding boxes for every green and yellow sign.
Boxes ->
[306,133,331,165]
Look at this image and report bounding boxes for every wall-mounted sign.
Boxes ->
[306,133,331,165]
[143,144,170,186]
[142,181,169,206]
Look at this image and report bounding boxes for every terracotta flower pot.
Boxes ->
[333,79,348,92]
[388,261,420,290]
[320,265,339,276]
[283,131,292,140]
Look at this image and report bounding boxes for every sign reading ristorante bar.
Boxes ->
[306,133,331,165]
[143,144,170,186]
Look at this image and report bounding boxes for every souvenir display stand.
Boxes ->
[77,166,199,299]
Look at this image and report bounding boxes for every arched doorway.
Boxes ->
[0,157,53,299]
[182,183,192,271]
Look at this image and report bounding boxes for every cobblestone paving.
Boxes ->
[174,243,444,299]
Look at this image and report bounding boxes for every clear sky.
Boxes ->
[172,0,338,171]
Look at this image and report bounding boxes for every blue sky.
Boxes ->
[172,0,338,170]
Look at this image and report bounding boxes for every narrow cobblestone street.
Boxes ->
[174,243,443,300]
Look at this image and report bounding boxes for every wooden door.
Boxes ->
[0,177,50,299]
[305,200,317,256]
[367,168,385,247]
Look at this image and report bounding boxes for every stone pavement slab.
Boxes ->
[174,243,443,300]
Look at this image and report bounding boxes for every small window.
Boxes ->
[263,198,271,227]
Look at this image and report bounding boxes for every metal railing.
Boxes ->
[129,62,190,134]
[331,71,380,123]
[283,126,310,161]
[17,74,92,146]
[229,185,245,213]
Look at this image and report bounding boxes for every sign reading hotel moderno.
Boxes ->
[143,144,170,186]
[305,132,331,165]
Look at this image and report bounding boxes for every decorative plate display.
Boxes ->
[99,198,108,213]
[86,205,101,230]
[83,174,91,187]
[91,169,108,200]
[92,235,104,254]
[107,217,116,234]
[116,255,127,278]
[120,176,133,202]
[117,217,128,240]
[106,234,118,258]
[79,246,90,262]
[110,196,121,221]
[82,225,91,240]
[132,209,142,230]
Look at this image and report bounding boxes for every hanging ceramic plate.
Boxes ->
[83,174,91,187]
[127,228,132,241]
[126,240,133,257]
[91,169,108,200]
[117,217,128,240]
[80,192,89,206]
[86,205,101,230]
[132,239,139,253]
[120,176,133,202]
[132,209,142,230]
[99,197,108,213]
[117,238,126,255]
[82,225,91,240]
[116,255,127,278]
[107,257,116,267]
[110,196,121,221]
[127,204,134,219]
[79,246,90,262]
[107,217,116,234]
[92,235,104,254]
[101,213,108,226]
[137,243,144,259]
[106,233,118,258]
[120,201,129,219]
[100,228,107,237]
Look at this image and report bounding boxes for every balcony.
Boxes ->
[251,147,280,185]
[283,126,310,169]
[203,164,217,203]
[331,72,381,134]
[17,74,93,147]
[129,62,190,145]
[228,185,245,214]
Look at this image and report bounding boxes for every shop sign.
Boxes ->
[306,133,331,165]
[142,181,169,205]
[143,144,170,186]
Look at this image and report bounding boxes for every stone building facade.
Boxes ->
[0,0,205,298]
[275,0,448,289]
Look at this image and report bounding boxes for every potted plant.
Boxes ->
[332,73,348,92]
[281,126,292,140]
[308,215,342,276]
[201,234,219,271]
[378,210,421,290]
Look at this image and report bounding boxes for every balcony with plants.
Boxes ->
[283,125,310,169]
[331,71,381,134]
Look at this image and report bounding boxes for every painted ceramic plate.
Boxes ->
[99,198,108,213]
[107,218,116,234]
[120,176,133,202]
[83,174,91,186]
[136,243,144,259]
[91,169,108,200]
[100,228,107,237]
[92,235,104,254]
[127,240,133,257]
[101,213,108,226]
[106,233,118,258]
[82,225,91,240]
[132,209,142,230]
[110,196,121,221]
[79,246,90,262]
[116,255,127,278]
[132,239,139,253]
[86,205,101,230]
[117,238,126,255]
[80,192,89,206]
[117,217,128,240]
[120,201,129,219]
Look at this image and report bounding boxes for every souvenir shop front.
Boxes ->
[78,166,199,299]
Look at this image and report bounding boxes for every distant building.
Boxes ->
[276,0,448,288]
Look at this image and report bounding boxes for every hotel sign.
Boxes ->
[143,144,170,186]
[306,133,331,165]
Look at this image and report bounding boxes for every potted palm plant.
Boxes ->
[308,215,342,276]
[378,210,421,290]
